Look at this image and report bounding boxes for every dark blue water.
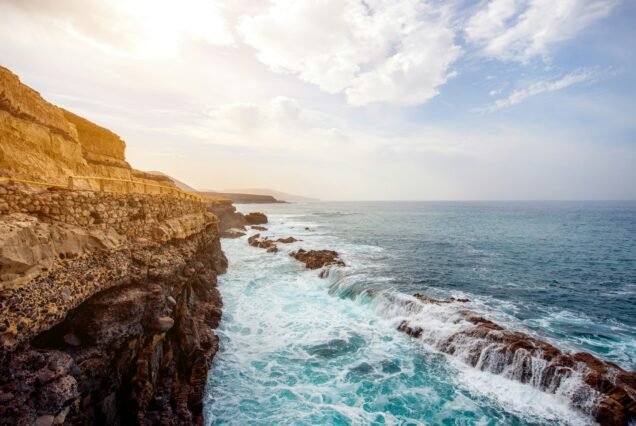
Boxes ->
[314,201,636,369]
[206,201,636,425]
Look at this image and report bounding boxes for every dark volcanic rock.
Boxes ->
[395,294,636,426]
[290,249,345,270]
[0,225,227,426]
[275,236,299,244]
[247,234,278,253]
[244,212,268,225]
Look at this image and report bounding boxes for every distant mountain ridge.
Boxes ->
[148,173,311,203]
[220,188,316,202]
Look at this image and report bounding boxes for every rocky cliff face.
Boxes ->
[0,65,173,190]
[0,67,228,425]
[0,202,227,425]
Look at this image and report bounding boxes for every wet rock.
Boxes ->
[248,234,278,253]
[251,225,268,231]
[290,249,345,270]
[413,293,470,304]
[276,236,299,244]
[244,212,268,225]
[396,304,636,425]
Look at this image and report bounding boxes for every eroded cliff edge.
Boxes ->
[0,66,228,425]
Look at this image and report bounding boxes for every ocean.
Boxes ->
[204,201,636,425]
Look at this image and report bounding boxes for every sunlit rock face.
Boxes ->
[0,65,174,190]
[0,66,229,425]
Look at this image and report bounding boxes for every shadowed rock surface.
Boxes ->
[207,200,247,232]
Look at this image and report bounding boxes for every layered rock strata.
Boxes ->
[0,65,175,190]
[0,183,227,425]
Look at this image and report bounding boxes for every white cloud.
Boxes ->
[1,0,235,58]
[478,69,596,111]
[238,0,461,106]
[465,0,619,62]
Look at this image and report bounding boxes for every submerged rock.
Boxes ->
[276,236,299,244]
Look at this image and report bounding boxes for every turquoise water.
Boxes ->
[205,202,636,425]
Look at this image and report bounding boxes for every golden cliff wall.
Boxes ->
[0,66,227,425]
[0,65,175,190]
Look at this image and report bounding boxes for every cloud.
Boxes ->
[478,69,596,112]
[238,0,461,106]
[465,0,619,62]
[0,0,235,58]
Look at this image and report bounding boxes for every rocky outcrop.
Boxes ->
[0,66,229,425]
[244,212,268,225]
[395,294,636,426]
[0,220,227,425]
[247,234,278,253]
[290,249,345,270]
[207,200,247,232]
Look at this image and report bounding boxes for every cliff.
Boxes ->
[0,67,227,425]
[0,65,174,190]
[202,192,284,204]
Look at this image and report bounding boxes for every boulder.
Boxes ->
[247,234,278,253]
[290,249,345,270]
[244,212,268,225]
[275,236,299,244]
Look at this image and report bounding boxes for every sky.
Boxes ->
[0,0,634,200]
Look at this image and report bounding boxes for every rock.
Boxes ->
[221,228,246,239]
[276,236,299,244]
[251,225,268,231]
[149,316,174,332]
[63,333,81,347]
[247,234,278,253]
[396,295,636,425]
[290,249,345,270]
[207,200,247,231]
[35,415,55,426]
[0,392,14,403]
[166,296,176,306]
[0,65,182,190]
[413,294,470,304]
[244,212,268,225]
